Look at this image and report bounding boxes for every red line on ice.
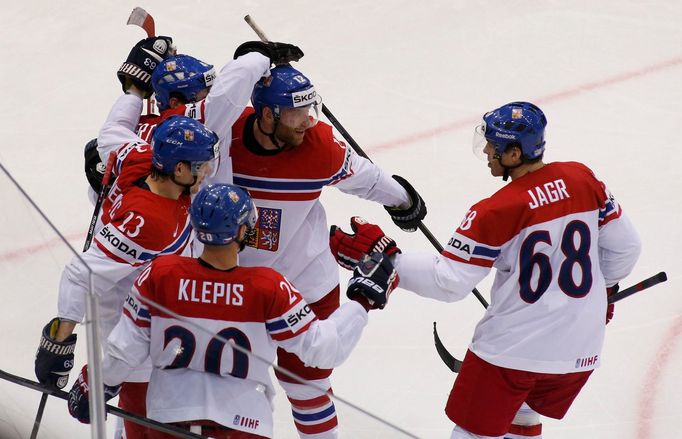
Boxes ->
[370,56,682,153]
[637,315,682,438]
[0,232,84,262]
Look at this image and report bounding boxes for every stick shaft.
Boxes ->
[29,393,48,439]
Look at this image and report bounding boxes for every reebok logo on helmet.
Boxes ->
[495,132,516,140]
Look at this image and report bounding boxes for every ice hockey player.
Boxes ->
[35,114,219,437]
[329,101,642,439]
[228,64,426,437]
[97,38,304,187]
[66,183,399,439]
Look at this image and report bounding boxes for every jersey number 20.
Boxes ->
[162,325,251,378]
[518,220,592,303]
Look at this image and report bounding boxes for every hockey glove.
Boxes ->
[233,41,304,65]
[117,36,175,97]
[35,318,76,390]
[384,175,427,232]
[84,138,104,194]
[68,365,121,424]
[347,252,400,311]
[330,216,400,270]
[606,284,619,324]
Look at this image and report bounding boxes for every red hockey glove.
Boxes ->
[329,217,400,270]
[606,284,619,325]
[68,365,121,424]
[347,252,400,310]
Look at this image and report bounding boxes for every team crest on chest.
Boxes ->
[245,207,282,252]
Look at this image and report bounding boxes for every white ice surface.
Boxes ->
[0,1,680,438]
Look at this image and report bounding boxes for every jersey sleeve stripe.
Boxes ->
[472,245,501,259]
[442,250,495,268]
[265,318,289,332]
[123,306,151,328]
[268,319,316,341]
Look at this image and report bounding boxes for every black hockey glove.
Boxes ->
[117,36,175,97]
[347,252,400,311]
[35,318,77,390]
[84,138,104,194]
[384,175,427,232]
[233,41,304,65]
[68,365,121,424]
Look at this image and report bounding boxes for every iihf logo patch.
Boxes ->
[245,207,281,252]
[184,129,194,141]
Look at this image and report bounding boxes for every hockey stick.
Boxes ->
[608,271,667,304]
[242,15,490,309]
[127,7,155,37]
[29,393,48,439]
[0,369,206,439]
[434,272,669,373]
[82,152,116,252]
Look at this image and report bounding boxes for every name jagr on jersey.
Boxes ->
[527,178,570,209]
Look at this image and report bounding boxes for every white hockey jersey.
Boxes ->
[230,108,411,303]
[395,162,641,374]
[102,255,368,438]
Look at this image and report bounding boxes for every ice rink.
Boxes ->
[0,0,680,437]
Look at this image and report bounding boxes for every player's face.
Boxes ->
[275,106,315,146]
[483,142,505,177]
[189,161,213,193]
[195,87,210,102]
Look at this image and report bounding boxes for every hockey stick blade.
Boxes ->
[608,271,667,304]
[433,322,463,373]
[0,369,205,439]
[127,7,155,37]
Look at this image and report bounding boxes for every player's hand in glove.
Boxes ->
[233,41,304,65]
[606,284,619,324]
[117,36,175,97]
[330,217,400,270]
[347,252,400,311]
[68,365,121,424]
[35,318,76,390]
[384,175,427,232]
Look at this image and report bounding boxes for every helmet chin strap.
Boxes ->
[493,152,523,182]
[256,114,291,152]
[171,174,197,191]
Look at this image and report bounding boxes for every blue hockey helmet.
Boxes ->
[251,65,321,123]
[190,184,258,245]
[477,101,547,160]
[151,55,216,110]
[151,116,219,175]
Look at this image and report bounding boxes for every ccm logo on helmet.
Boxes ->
[292,89,317,107]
